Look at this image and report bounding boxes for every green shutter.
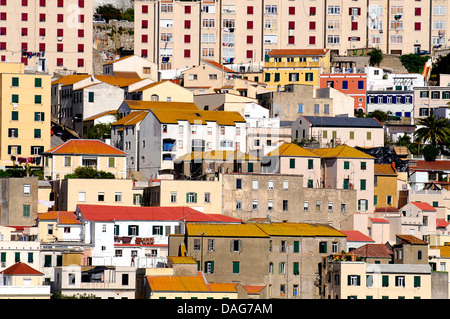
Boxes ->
[12,94,19,103]
[308,159,313,169]
[186,193,189,203]
[128,225,132,236]
[347,275,351,286]
[414,276,421,287]
[1,252,5,263]
[274,73,280,82]
[265,73,270,82]
[17,146,21,155]
[248,162,253,173]
[344,161,350,169]
[194,193,197,203]
[12,77,19,87]
[44,255,52,267]
[35,78,42,87]
[89,92,95,102]
[11,111,18,121]
[294,241,299,253]
[15,252,20,262]
[290,158,295,169]
[293,262,299,275]
[360,179,366,190]
[382,275,389,287]
[35,95,42,104]
[233,261,240,274]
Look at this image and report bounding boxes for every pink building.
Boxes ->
[320,73,367,113]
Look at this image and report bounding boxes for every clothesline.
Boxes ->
[10,155,42,165]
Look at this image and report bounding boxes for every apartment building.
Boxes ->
[0,0,93,74]
[0,63,51,167]
[42,139,128,180]
[75,204,240,267]
[263,49,331,89]
[321,235,432,299]
[292,116,384,148]
[134,0,450,71]
[320,73,367,112]
[130,108,247,179]
[169,222,347,299]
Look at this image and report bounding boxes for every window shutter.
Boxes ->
[186,193,189,203]
[357,275,361,286]
[17,146,21,154]
[294,241,299,253]
[136,225,139,236]
[128,225,132,236]
[347,275,351,285]
[194,193,197,203]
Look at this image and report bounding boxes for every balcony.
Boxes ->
[264,61,322,69]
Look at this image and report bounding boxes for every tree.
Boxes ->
[367,48,383,67]
[65,166,115,179]
[422,144,440,161]
[399,54,429,74]
[367,110,388,123]
[87,123,111,140]
[414,115,450,148]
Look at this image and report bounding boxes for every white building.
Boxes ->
[365,67,425,91]
[75,204,241,268]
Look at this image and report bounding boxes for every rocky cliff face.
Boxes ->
[94,0,133,10]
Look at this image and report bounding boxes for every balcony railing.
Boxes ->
[264,61,322,69]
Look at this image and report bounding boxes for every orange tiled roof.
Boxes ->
[151,108,245,125]
[147,274,210,292]
[202,59,236,73]
[374,163,397,176]
[2,262,43,276]
[411,202,436,212]
[123,100,199,111]
[95,75,143,88]
[112,111,148,126]
[38,211,80,225]
[44,139,126,156]
[103,55,135,65]
[396,234,429,245]
[51,74,91,86]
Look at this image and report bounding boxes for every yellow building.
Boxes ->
[263,49,331,89]
[374,163,398,209]
[42,139,127,180]
[0,62,51,167]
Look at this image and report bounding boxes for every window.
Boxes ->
[205,261,214,274]
[360,179,366,190]
[108,157,115,168]
[204,193,211,203]
[283,200,289,211]
[64,156,71,167]
[236,179,242,189]
[252,179,258,190]
[23,184,31,195]
[268,180,274,190]
[23,205,30,217]
[283,180,289,190]
[98,192,104,202]
[344,161,350,170]
[171,192,177,203]
[414,276,421,287]
[186,192,197,203]
[128,225,139,236]
[252,200,258,210]
[395,276,405,287]
[303,201,309,211]
[115,192,122,202]
[319,242,327,253]
[78,191,86,202]
[231,240,242,252]
[348,275,361,286]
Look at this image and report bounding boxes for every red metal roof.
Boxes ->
[437,218,449,228]
[409,160,450,172]
[76,204,242,223]
[412,202,436,211]
[2,262,43,276]
[369,218,389,223]
[341,230,375,242]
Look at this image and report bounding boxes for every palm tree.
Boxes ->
[414,114,450,148]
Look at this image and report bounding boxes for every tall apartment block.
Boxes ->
[0,0,93,74]
[134,0,450,71]
[0,62,51,167]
